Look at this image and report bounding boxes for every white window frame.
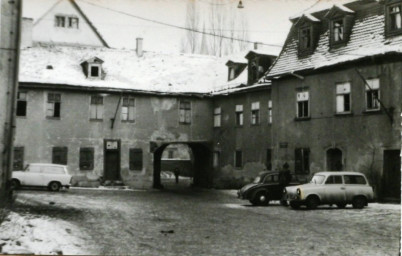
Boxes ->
[365,78,380,111]
[268,100,272,124]
[88,63,102,79]
[179,101,191,124]
[90,95,104,120]
[121,97,135,121]
[336,82,351,114]
[46,93,61,118]
[235,105,243,126]
[296,91,309,118]
[251,102,260,125]
[214,107,221,127]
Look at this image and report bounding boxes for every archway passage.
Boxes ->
[327,148,343,171]
[152,142,212,189]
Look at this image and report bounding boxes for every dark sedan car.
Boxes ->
[237,171,300,206]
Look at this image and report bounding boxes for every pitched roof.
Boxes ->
[19,46,228,94]
[267,0,402,79]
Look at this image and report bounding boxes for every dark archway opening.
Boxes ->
[152,142,212,189]
[326,148,343,171]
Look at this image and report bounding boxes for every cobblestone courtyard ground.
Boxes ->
[2,186,400,255]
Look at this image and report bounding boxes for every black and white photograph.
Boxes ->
[0,0,400,255]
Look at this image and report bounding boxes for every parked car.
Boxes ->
[10,163,72,191]
[237,171,300,206]
[283,171,374,210]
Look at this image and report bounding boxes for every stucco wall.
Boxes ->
[212,89,273,188]
[14,88,213,188]
[271,61,401,190]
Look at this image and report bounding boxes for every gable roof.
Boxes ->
[267,0,402,79]
[33,0,109,48]
[19,45,228,95]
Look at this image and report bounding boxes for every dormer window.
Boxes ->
[81,57,104,80]
[295,14,321,56]
[386,1,402,36]
[325,5,355,48]
[55,15,79,29]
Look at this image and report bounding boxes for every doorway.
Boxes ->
[104,139,121,181]
[382,150,401,200]
[326,148,343,171]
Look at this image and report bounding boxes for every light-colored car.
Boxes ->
[11,163,72,191]
[284,171,374,209]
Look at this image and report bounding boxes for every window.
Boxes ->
[168,150,175,159]
[266,149,272,170]
[251,102,260,125]
[365,78,380,111]
[295,148,309,174]
[79,147,94,170]
[386,2,402,36]
[325,175,343,184]
[47,93,61,118]
[129,148,143,171]
[336,82,351,113]
[52,147,68,165]
[235,105,243,126]
[332,19,344,42]
[13,147,24,170]
[268,100,272,124]
[300,27,312,50]
[121,97,135,122]
[55,15,65,27]
[213,151,220,168]
[89,64,101,78]
[296,91,309,118]
[179,101,191,124]
[90,96,103,120]
[55,15,79,29]
[344,175,366,185]
[16,91,27,117]
[68,17,79,29]
[228,67,235,81]
[235,150,242,168]
[214,107,221,127]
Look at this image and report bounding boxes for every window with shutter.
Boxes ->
[52,147,68,165]
[80,147,94,170]
[129,148,143,171]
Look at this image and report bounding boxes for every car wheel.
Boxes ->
[289,201,300,209]
[10,179,20,190]
[252,191,269,206]
[352,196,366,209]
[306,196,319,210]
[48,181,61,192]
[336,203,347,209]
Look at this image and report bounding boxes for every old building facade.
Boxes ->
[266,0,401,199]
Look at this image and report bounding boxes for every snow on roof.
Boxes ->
[212,65,248,94]
[290,0,358,20]
[247,46,281,58]
[267,1,402,78]
[19,45,228,94]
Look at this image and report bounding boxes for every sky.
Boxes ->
[22,0,318,54]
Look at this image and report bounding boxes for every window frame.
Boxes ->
[335,82,352,114]
[295,148,310,174]
[90,95,104,121]
[88,63,102,79]
[121,97,135,122]
[179,100,191,124]
[129,148,143,171]
[365,78,381,111]
[79,147,94,171]
[13,147,24,170]
[46,93,61,119]
[52,147,68,165]
[213,107,221,127]
[296,91,310,119]
[251,102,260,125]
[16,91,27,117]
[235,104,244,126]
[385,2,402,37]
[234,150,243,168]
[268,100,272,124]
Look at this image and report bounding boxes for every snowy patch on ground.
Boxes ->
[0,211,91,255]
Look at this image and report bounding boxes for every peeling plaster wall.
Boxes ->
[14,88,213,188]
[271,61,401,190]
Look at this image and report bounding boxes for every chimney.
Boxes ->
[254,42,258,50]
[21,17,33,48]
[136,37,143,57]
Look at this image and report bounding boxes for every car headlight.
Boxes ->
[283,188,287,194]
[296,188,301,198]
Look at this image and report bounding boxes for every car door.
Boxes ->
[343,175,368,202]
[323,175,346,203]
[23,165,43,186]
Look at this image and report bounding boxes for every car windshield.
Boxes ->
[310,175,325,184]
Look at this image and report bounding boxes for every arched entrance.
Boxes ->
[326,148,343,171]
[151,142,212,189]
